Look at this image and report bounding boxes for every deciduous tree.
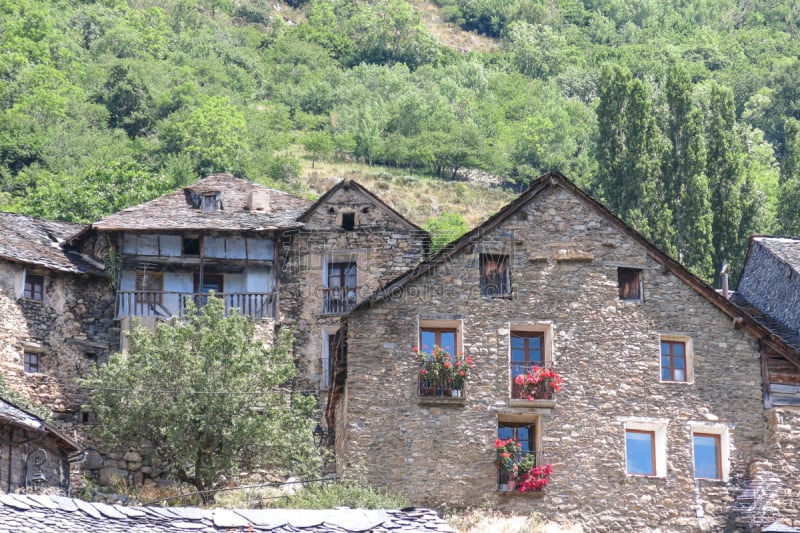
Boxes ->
[83,297,319,503]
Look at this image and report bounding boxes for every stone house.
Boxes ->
[334,173,799,531]
[0,174,428,489]
[732,236,800,527]
[0,397,83,495]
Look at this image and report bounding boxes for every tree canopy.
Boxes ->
[82,297,320,502]
[2,0,800,283]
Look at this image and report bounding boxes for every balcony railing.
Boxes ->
[511,362,558,400]
[322,286,359,314]
[116,291,276,319]
[418,374,465,398]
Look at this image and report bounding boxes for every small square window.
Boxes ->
[183,237,200,256]
[480,254,510,298]
[341,212,355,231]
[24,352,40,373]
[693,433,721,479]
[24,273,44,301]
[661,340,687,382]
[618,268,641,301]
[625,429,655,475]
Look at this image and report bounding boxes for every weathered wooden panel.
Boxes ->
[205,237,225,258]
[247,238,274,260]
[160,235,182,257]
[227,238,247,259]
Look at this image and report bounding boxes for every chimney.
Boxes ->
[720,261,729,300]
[247,190,270,212]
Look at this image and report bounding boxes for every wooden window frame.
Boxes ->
[23,272,44,301]
[693,432,722,480]
[480,254,510,298]
[618,267,642,301]
[661,339,687,382]
[419,327,458,358]
[194,273,224,294]
[625,429,656,476]
[327,261,357,290]
[24,351,41,374]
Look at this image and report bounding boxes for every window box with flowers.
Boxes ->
[495,438,552,494]
[416,345,474,403]
[511,364,562,408]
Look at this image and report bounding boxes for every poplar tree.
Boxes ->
[705,83,748,284]
[597,64,674,255]
[663,64,713,280]
[777,118,800,235]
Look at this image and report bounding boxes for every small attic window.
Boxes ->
[202,193,222,213]
[341,212,355,231]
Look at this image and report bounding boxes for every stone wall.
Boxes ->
[340,183,767,532]
[280,184,428,396]
[0,260,118,420]
[0,425,73,495]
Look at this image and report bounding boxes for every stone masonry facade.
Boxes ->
[279,182,428,397]
[339,177,773,532]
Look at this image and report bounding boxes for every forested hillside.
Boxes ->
[4,0,800,283]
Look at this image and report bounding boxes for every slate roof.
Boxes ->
[0,398,82,453]
[91,174,313,233]
[751,236,800,272]
[0,494,455,533]
[0,212,101,274]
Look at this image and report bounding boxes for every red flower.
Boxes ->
[413,346,419,353]
[444,361,452,368]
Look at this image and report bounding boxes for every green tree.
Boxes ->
[424,212,468,252]
[705,83,748,283]
[596,64,674,254]
[159,96,249,176]
[663,64,713,279]
[82,297,319,503]
[778,118,800,235]
[302,130,333,169]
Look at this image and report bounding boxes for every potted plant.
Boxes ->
[451,352,475,396]
[517,462,553,492]
[513,365,563,400]
[495,438,521,490]
[416,345,475,396]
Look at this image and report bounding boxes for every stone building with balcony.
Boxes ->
[332,172,800,531]
[0,173,428,491]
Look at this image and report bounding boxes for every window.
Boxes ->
[690,424,729,480]
[625,430,655,475]
[660,337,692,382]
[693,433,721,479]
[194,273,224,307]
[24,351,40,373]
[135,270,163,305]
[24,273,44,301]
[511,331,543,397]
[324,261,357,314]
[509,325,553,401]
[418,320,462,397]
[618,268,642,301]
[341,212,355,231]
[183,237,200,256]
[480,254,510,298]
[497,419,538,489]
[622,419,667,477]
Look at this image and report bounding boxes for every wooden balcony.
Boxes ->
[116,291,276,320]
[322,286,359,315]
